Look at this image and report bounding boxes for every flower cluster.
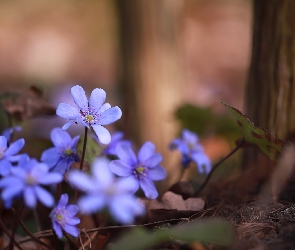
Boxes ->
[68,157,145,224]
[169,129,211,174]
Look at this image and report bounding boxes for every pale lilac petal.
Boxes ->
[140,178,158,199]
[24,187,37,208]
[66,205,79,216]
[183,129,198,144]
[144,153,163,168]
[66,217,80,226]
[0,176,19,188]
[71,136,80,148]
[67,171,95,192]
[58,194,69,207]
[62,121,75,130]
[2,182,24,200]
[92,125,111,145]
[41,148,60,168]
[116,144,137,166]
[10,167,27,179]
[78,195,105,213]
[138,141,155,162]
[53,221,63,238]
[35,186,54,207]
[4,138,25,157]
[51,128,72,147]
[38,172,63,185]
[89,88,106,110]
[63,224,80,237]
[0,160,13,176]
[117,176,139,193]
[109,196,136,224]
[109,160,133,177]
[98,103,111,113]
[98,107,122,125]
[191,152,211,174]
[71,85,88,110]
[0,136,7,149]
[56,103,79,120]
[92,158,113,186]
[50,159,68,174]
[147,166,166,181]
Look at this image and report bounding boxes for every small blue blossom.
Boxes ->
[0,155,63,208]
[109,142,166,199]
[169,129,211,174]
[67,157,145,224]
[2,126,22,142]
[56,85,122,145]
[50,193,80,239]
[0,135,25,176]
[102,131,132,156]
[41,128,79,174]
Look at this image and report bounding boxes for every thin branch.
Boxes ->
[0,218,24,250]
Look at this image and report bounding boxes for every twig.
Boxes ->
[0,218,24,250]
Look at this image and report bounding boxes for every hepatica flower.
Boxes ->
[0,155,63,208]
[50,193,80,239]
[109,142,166,199]
[41,128,79,174]
[56,85,122,145]
[68,157,145,224]
[0,135,25,176]
[169,129,211,174]
[102,131,132,156]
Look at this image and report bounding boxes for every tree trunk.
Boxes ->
[116,0,185,186]
[244,0,295,166]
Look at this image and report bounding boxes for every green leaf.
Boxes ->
[107,219,234,250]
[77,133,102,165]
[221,100,287,160]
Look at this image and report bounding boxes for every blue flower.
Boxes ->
[41,128,79,174]
[67,157,145,224]
[0,136,25,176]
[50,193,80,239]
[109,142,166,199]
[56,85,122,145]
[0,155,63,208]
[169,129,211,174]
[2,126,22,142]
[102,131,132,156]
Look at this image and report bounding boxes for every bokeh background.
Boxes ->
[0,0,251,189]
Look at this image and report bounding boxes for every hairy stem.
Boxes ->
[194,137,245,196]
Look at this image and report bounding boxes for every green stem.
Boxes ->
[74,127,88,202]
[194,137,245,196]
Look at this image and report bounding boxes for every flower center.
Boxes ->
[54,210,67,225]
[133,164,147,179]
[80,107,100,125]
[26,175,36,185]
[64,148,72,156]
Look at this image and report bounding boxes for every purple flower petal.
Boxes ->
[147,166,166,181]
[63,224,80,237]
[89,88,106,110]
[117,176,139,193]
[35,186,54,207]
[24,187,37,208]
[98,103,111,113]
[62,121,75,130]
[144,153,163,168]
[71,85,88,110]
[183,129,198,144]
[66,205,79,216]
[53,221,63,238]
[140,178,158,199]
[56,103,79,120]
[67,171,95,192]
[78,195,105,213]
[38,172,63,185]
[51,128,72,147]
[138,141,155,162]
[116,144,137,166]
[98,107,122,125]
[0,160,13,176]
[41,148,60,168]
[4,138,24,157]
[58,194,69,207]
[1,182,24,200]
[109,160,133,177]
[0,136,7,149]
[92,158,113,186]
[92,125,111,145]
[66,217,80,226]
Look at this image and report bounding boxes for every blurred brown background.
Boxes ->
[0,0,251,187]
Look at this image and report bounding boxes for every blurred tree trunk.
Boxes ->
[116,0,185,186]
[244,1,295,166]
